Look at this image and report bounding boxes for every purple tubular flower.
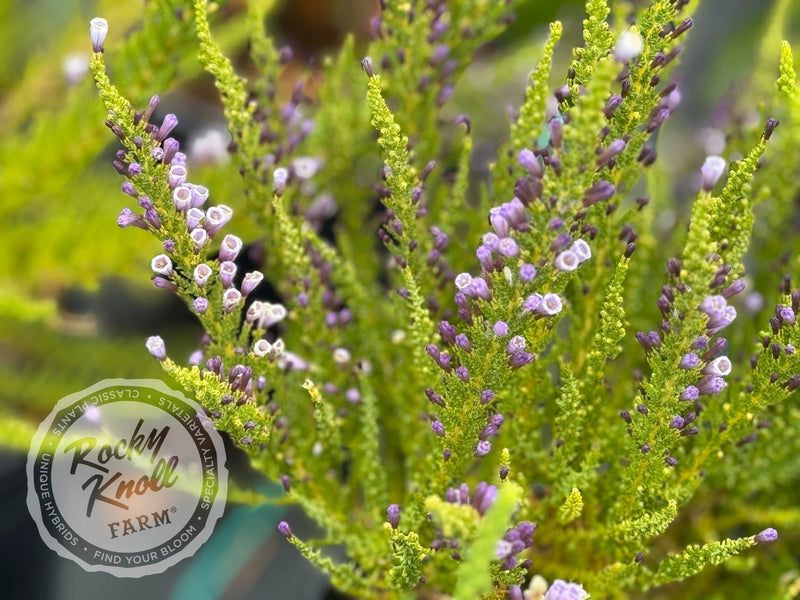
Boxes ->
[151,254,173,277]
[703,356,732,376]
[497,237,520,257]
[490,213,510,238]
[697,375,727,395]
[121,182,138,197]
[241,272,263,296]
[223,288,242,313]
[190,228,208,252]
[90,17,108,53]
[570,239,591,263]
[277,521,292,538]
[186,207,204,231]
[597,138,627,166]
[476,245,494,271]
[194,263,212,287]
[168,164,187,188]
[145,208,162,229]
[173,186,192,212]
[465,277,492,301]
[539,293,563,316]
[554,249,580,272]
[474,440,491,457]
[219,261,237,288]
[387,504,400,529]
[146,336,166,360]
[219,234,243,262]
[153,276,177,293]
[204,205,233,238]
[155,114,179,142]
[755,528,778,543]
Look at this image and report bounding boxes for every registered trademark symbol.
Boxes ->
[170,506,177,513]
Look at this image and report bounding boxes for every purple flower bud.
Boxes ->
[455,334,472,352]
[490,213,510,238]
[545,579,587,600]
[439,320,457,345]
[476,246,494,271]
[700,156,727,192]
[455,366,470,382]
[755,528,778,543]
[153,276,177,293]
[155,114,179,143]
[90,17,108,53]
[670,415,685,429]
[162,138,180,165]
[697,375,727,395]
[481,389,495,404]
[548,118,563,149]
[474,440,491,457]
[584,180,615,206]
[151,254,173,277]
[681,385,699,401]
[778,304,796,325]
[426,388,445,407]
[508,351,535,369]
[604,94,623,119]
[117,208,147,230]
[519,263,537,283]
[387,504,400,529]
[146,335,166,360]
[493,321,509,337]
[518,149,542,177]
[665,456,678,466]
[597,138,627,166]
[679,353,700,369]
[277,521,292,538]
[431,420,445,437]
[523,293,543,314]
[193,297,208,314]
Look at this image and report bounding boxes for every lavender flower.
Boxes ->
[146,336,166,360]
[205,205,233,237]
[507,335,526,354]
[253,339,273,358]
[679,353,700,369]
[219,261,237,288]
[519,263,537,283]
[696,375,727,395]
[493,321,509,337]
[186,207,204,231]
[680,385,699,401]
[703,356,732,376]
[117,208,147,230]
[570,240,591,263]
[173,185,192,212]
[277,521,292,538]
[190,227,208,252]
[518,149,542,177]
[497,237,519,257]
[168,165,187,188]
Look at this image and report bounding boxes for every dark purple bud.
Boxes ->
[426,388,445,407]
[361,57,374,77]
[665,456,678,466]
[620,410,631,423]
[277,521,292,538]
[480,389,495,404]
[763,118,779,140]
[604,94,623,119]
[583,180,615,206]
[670,18,693,39]
[387,504,400,529]
[280,474,290,493]
[548,118,563,149]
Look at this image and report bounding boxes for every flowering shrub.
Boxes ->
[7,0,800,598]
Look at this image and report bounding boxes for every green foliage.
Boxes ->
[7,0,800,598]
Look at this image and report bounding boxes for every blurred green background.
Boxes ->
[0,0,794,598]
